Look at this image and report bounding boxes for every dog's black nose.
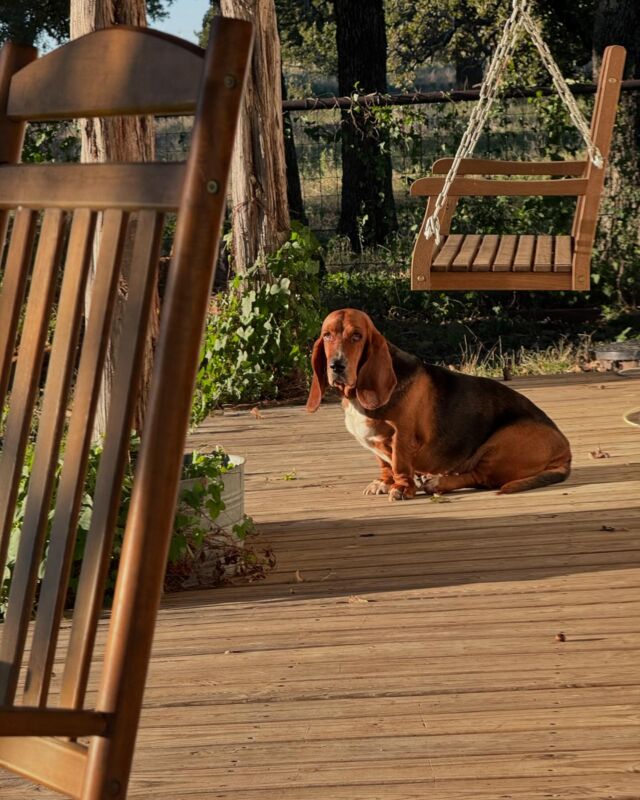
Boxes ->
[330,358,345,372]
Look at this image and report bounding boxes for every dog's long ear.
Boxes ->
[306,337,327,413]
[356,328,397,410]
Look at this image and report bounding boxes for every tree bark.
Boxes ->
[220,0,290,274]
[70,0,158,437]
[455,57,483,90]
[334,0,397,251]
[282,74,308,227]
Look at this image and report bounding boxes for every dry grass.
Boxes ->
[453,334,594,378]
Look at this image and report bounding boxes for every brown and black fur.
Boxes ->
[307,309,571,501]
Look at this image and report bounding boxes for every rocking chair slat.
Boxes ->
[0,211,65,660]
[22,210,98,707]
[10,211,127,704]
[59,211,165,711]
[1,212,95,707]
[0,209,37,409]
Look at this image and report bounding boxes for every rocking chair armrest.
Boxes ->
[409,176,588,197]
[431,158,588,177]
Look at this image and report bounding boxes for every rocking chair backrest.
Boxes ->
[0,19,251,800]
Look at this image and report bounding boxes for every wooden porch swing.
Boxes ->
[410,0,626,292]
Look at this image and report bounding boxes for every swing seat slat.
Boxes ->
[430,233,574,276]
[411,45,626,292]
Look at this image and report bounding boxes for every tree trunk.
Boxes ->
[220,0,290,274]
[70,0,158,437]
[282,74,308,227]
[334,0,397,252]
[593,0,640,305]
[455,57,483,90]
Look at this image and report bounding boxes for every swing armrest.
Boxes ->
[431,158,588,177]
[410,176,588,197]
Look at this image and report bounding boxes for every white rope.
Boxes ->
[520,9,602,168]
[424,0,602,244]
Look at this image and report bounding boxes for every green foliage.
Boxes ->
[1,439,243,620]
[171,449,253,563]
[0,1,173,47]
[22,123,80,164]
[276,0,336,93]
[192,224,322,422]
[0,0,68,46]
[277,0,598,93]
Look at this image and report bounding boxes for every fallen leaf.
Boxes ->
[555,632,566,642]
[348,595,369,604]
[294,569,305,583]
[250,406,263,419]
[600,525,616,532]
[589,447,611,459]
[429,493,451,503]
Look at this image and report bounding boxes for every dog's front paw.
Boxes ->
[363,479,392,496]
[388,483,417,502]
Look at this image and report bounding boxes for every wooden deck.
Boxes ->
[2,372,640,798]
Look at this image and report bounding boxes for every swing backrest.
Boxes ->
[0,19,251,800]
[410,45,626,291]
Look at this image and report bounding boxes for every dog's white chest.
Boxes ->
[343,403,392,464]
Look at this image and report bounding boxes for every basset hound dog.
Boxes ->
[307,309,571,501]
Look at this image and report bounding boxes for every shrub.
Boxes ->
[0,440,250,620]
[192,223,322,422]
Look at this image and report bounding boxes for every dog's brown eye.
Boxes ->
[352,332,362,341]
[322,332,332,340]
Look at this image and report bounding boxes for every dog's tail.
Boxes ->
[498,464,571,494]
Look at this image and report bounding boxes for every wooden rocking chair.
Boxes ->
[0,18,251,799]
[411,45,626,291]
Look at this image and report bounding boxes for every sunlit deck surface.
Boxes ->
[2,372,640,799]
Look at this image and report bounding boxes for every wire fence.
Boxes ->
[155,94,595,231]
